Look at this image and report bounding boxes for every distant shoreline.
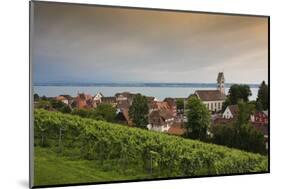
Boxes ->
[34,82,260,88]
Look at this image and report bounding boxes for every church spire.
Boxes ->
[217,72,225,95]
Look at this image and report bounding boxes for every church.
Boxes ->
[194,72,226,112]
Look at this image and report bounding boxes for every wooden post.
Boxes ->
[150,152,153,177]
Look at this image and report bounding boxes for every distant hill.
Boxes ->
[34,82,260,88]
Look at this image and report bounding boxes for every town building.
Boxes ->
[76,93,96,109]
[55,95,71,105]
[163,98,177,117]
[101,96,117,106]
[116,109,132,125]
[250,110,269,150]
[250,111,268,125]
[147,109,174,132]
[115,92,136,105]
[194,72,226,112]
[222,105,238,119]
[93,92,104,105]
[167,122,187,136]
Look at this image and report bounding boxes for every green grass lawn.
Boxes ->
[34,147,149,186]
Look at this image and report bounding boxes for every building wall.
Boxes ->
[222,107,233,119]
[202,100,224,112]
[147,123,170,132]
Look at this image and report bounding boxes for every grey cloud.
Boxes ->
[32,2,268,84]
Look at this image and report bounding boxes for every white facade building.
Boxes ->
[222,105,238,119]
[194,72,226,112]
[147,110,174,132]
[93,92,104,102]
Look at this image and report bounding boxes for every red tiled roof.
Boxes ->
[164,98,176,107]
[149,109,173,124]
[167,123,186,136]
[156,101,170,110]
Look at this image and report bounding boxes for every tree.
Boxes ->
[34,93,40,101]
[176,99,184,113]
[185,96,211,140]
[237,123,265,154]
[50,99,72,113]
[228,84,252,104]
[60,105,72,114]
[211,124,235,147]
[41,96,47,100]
[222,97,231,112]
[93,104,117,122]
[129,94,149,128]
[72,108,94,118]
[71,104,117,122]
[50,99,66,110]
[256,81,268,111]
[211,123,265,154]
[36,100,52,110]
[211,101,266,154]
[236,100,255,126]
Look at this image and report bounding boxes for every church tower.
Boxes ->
[217,72,225,95]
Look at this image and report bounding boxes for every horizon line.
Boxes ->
[33,82,261,87]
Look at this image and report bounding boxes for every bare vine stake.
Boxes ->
[58,127,65,153]
[41,131,44,146]
[150,153,153,177]
[40,127,45,146]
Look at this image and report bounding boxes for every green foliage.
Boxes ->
[71,104,117,122]
[176,99,184,113]
[34,93,40,101]
[35,98,71,113]
[222,97,231,112]
[35,100,52,110]
[211,124,234,146]
[34,109,268,178]
[256,81,268,111]
[60,105,72,114]
[129,94,149,128]
[248,100,258,111]
[94,104,117,122]
[50,99,71,113]
[41,96,47,100]
[236,100,255,126]
[71,108,95,118]
[211,123,266,154]
[228,84,252,104]
[185,96,211,140]
[211,101,266,154]
[50,99,66,109]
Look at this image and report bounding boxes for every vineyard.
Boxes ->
[34,109,268,185]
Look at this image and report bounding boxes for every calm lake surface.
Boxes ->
[34,86,258,101]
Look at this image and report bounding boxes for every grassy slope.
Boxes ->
[34,147,149,186]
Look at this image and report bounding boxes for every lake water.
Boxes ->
[33,86,258,101]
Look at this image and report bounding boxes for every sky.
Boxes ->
[32,2,268,84]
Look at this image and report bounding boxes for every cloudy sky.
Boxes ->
[32,2,268,84]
